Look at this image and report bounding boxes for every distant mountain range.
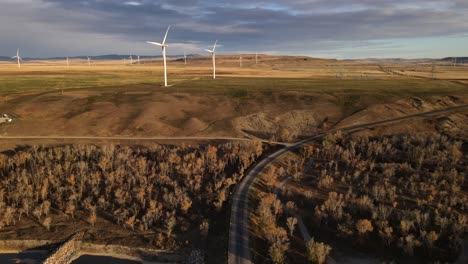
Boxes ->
[346,57,467,64]
[0,54,199,61]
[441,57,468,63]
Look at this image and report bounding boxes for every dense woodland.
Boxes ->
[0,142,265,250]
[255,132,466,263]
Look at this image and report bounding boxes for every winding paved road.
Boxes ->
[228,104,468,264]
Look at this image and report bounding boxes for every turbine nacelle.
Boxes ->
[12,48,23,68]
[12,48,22,60]
[205,40,218,54]
[146,25,171,49]
[146,41,168,48]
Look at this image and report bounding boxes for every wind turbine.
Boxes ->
[147,25,171,87]
[137,55,140,65]
[184,51,187,65]
[129,54,133,65]
[11,49,23,69]
[66,57,70,68]
[87,56,91,66]
[205,40,218,79]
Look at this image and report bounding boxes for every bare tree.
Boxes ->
[286,217,297,237]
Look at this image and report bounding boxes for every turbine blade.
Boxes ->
[162,25,171,45]
[213,40,218,51]
[147,41,163,46]
[204,49,214,53]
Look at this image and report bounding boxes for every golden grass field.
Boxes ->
[0,55,467,146]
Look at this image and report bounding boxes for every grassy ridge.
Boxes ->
[174,77,467,94]
[172,77,468,115]
[0,69,171,94]
[1,67,466,116]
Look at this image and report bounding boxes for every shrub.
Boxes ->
[306,238,332,264]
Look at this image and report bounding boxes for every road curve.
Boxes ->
[228,104,468,264]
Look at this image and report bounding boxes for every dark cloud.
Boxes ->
[0,0,467,58]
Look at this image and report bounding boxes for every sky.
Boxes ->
[0,0,467,59]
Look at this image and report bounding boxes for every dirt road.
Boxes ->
[0,135,290,146]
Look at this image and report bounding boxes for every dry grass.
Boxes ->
[0,55,466,143]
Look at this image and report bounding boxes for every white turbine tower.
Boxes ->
[11,49,23,69]
[205,40,218,79]
[87,56,91,66]
[184,51,187,65]
[66,57,70,68]
[137,55,140,65]
[147,25,171,87]
[129,54,133,65]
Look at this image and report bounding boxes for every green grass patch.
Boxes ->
[173,77,467,96]
[1,70,466,117]
[0,69,183,95]
[170,77,467,114]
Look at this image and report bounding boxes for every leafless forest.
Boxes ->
[256,132,466,263]
[0,142,264,250]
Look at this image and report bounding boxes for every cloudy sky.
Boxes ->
[1,0,467,58]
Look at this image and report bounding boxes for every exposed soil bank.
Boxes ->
[0,240,182,264]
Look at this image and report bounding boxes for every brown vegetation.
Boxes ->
[295,132,466,262]
[0,141,265,255]
[253,154,333,263]
[255,193,290,263]
[306,238,332,264]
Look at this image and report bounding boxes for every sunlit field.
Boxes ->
[0,55,467,95]
[0,55,466,142]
